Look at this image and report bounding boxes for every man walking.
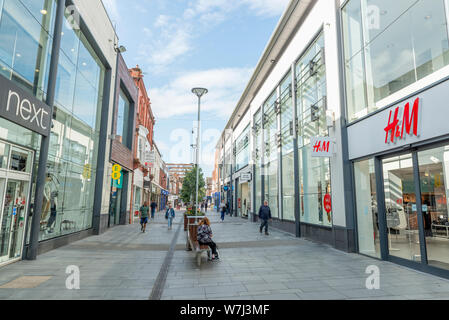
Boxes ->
[166,204,175,230]
[205,201,208,213]
[150,201,157,219]
[219,200,226,222]
[140,201,150,233]
[258,200,272,235]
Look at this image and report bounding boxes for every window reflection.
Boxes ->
[36,4,104,241]
[354,159,380,258]
[0,0,54,99]
[343,0,449,122]
[263,93,279,219]
[296,33,332,227]
[418,146,449,270]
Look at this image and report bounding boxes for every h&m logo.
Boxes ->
[384,97,421,144]
[6,90,49,131]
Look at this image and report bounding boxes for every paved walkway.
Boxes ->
[1,209,449,300]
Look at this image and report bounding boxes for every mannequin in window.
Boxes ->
[41,175,52,222]
[46,191,58,234]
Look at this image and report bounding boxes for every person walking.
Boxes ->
[166,204,175,230]
[150,201,157,219]
[258,200,272,235]
[219,201,226,222]
[140,201,150,233]
[205,201,208,213]
[197,217,219,261]
[225,202,230,216]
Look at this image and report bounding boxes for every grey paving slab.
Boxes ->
[2,209,449,300]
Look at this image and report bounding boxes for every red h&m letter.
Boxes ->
[384,107,400,143]
[401,97,419,139]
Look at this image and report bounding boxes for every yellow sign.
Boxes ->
[112,164,122,180]
[82,164,91,179]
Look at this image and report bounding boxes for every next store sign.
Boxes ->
[0,75,52,137]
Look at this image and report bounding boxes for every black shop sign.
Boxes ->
[0,75,52,136]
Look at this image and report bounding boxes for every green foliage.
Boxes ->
[180,166,206,204]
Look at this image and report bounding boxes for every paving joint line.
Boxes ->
[149,220,183,300]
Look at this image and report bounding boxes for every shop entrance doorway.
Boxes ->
[376,143,449,275]
[0,141,33,266]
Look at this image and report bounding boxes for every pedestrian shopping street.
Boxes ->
[0,211,449,300]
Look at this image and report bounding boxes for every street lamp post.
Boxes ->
[191,88,208,215]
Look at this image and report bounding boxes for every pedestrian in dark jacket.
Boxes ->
[150,201,157,219]
[258,200,272,235]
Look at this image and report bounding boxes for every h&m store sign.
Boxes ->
[347,78,449,160]
[384,97,421,144]
[0,75,52,137]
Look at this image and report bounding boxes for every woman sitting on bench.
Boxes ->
[197,217,219,261]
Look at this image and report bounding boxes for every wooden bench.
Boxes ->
[186,223,210,267]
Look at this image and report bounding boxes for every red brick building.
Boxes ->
[129,65,155,219]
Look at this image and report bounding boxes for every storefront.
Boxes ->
[237,173,251,219]
[349,81,449,277]
[0,141,34,265]
[342,0,449,277]
[0,0,117,264]
[109,53,137,227]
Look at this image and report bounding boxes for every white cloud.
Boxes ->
[154,14,171,28]
[242,0,291,17]
[150,67,254,119]
[135,0,290,71]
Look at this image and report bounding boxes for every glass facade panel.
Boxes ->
[343,0,449,122]
[0,0,55,100]
[280,73,295,221]
[117,91,130,147]
[254,110,262,210]
[263,91,278,219]
[235,126,250,172]
[296,33,332,227]
[36,5,104,241]
[354,159,380,258]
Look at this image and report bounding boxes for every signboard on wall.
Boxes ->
[347,79,449,160]
[0,74,52,136]
[240,173,252,183]
[310,137,335,157]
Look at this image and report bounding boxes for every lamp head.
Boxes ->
[192,88,208,98]
[115,45,127,53]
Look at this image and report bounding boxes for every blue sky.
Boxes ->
[102,0,289,176]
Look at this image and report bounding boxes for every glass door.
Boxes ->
[0,180,29,263]
[382,153,422,262]
[417,145,449,270]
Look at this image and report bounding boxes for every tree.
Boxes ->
[180,166,206,205]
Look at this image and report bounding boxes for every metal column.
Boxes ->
[291,63,301,238]
[27,0,65,260]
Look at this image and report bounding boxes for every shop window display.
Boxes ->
[296,33,332,227]
[37,6,104,241]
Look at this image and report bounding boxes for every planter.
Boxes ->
[184,214,205,230]
[187,216,205,225]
